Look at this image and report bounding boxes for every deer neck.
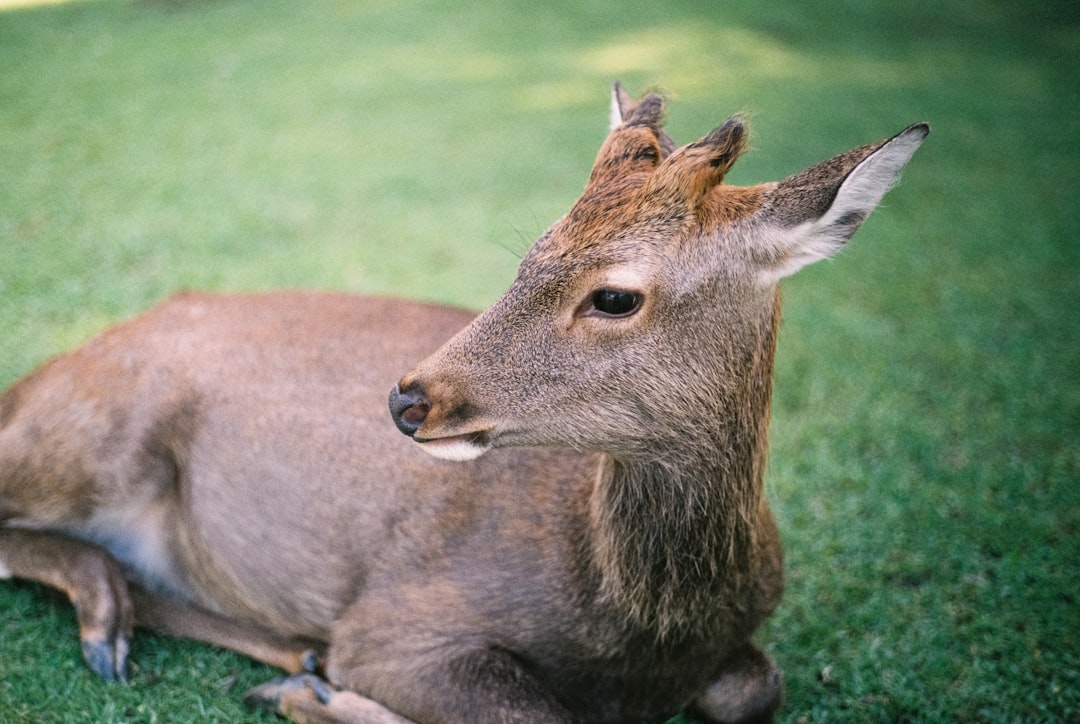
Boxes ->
[586,295,779,641]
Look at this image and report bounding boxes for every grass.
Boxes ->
[1,0,1077,721]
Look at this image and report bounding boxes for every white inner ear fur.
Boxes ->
[609,92,624,131]
[757,127,927,287]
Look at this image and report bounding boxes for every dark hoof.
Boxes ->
[245,673,335,711]
[300,648,321,674]
[81,636,129,682]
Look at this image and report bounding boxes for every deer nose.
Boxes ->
[388,383,430,437]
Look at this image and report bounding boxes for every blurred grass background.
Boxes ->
[1,0,1077,721]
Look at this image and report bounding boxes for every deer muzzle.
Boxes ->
[388,382,492,462]
[388,383,429,437]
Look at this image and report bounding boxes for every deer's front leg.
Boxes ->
[0,528,133,681]
[247,647,574,724]
[246,673,415,724]
[690,642,783,724]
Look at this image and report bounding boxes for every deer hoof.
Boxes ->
[300,648,322,674]
[245,672,336,712]
[81,635,129,682]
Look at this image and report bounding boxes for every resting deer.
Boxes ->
[0,84,927,722]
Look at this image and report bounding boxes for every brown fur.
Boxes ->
[0,86,927,722]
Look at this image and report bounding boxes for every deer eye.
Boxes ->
[588,289,642,318]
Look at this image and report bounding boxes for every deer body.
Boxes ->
[0,86,926,722]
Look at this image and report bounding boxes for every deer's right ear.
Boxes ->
[609,82,678,158]
[586,93,667,186]
[610,81,636,130]
[755,122,929,285]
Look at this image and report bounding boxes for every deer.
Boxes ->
[0,84,927,723]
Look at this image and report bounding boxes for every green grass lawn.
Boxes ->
[1,0,1077,721]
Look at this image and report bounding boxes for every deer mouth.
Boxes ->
[413,430,492,462]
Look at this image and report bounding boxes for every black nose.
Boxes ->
[388,383,430,437]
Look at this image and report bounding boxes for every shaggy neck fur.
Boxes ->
[588,294,780,641]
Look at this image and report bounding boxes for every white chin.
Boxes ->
[417,437,489,462]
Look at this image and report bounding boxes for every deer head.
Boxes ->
[390,87,928,465]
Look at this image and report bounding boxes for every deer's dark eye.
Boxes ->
[589,289,642,317]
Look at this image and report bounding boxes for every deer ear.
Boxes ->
[756,122,929,284]
[609,82,679,158]
[651,116,747,206]
[586,93,666,186]
[610,81,636,130]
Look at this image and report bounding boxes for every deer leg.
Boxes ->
[130,585,327,675]
[690,642,783,724]
[245,673,415,724]
[246,646,574,724]
[0,528,133,681]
